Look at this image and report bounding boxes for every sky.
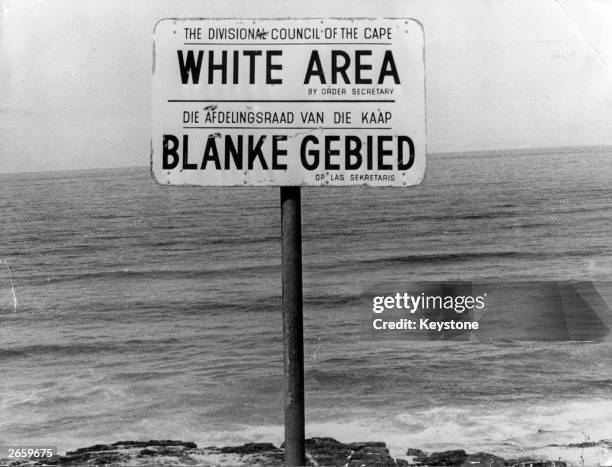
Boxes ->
[1,0,611,173]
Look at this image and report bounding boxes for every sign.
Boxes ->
[152,18,426,186]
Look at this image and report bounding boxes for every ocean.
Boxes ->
[1,150,611,465]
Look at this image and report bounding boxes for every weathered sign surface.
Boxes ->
[152,18,425,186]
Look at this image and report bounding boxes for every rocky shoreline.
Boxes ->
[3,437,609,466]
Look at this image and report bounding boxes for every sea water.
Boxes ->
[1,150,611,465]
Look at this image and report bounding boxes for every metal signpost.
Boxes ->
[152,18,425,465]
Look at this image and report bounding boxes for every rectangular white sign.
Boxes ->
[152,18,426,186]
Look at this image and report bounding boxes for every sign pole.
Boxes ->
[280,186,305,466]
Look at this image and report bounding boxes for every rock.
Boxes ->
[507,461,566,467]
[137,448,157,457]
[218,442,280,455]
[52,450,128,465]
[137,446,186,457]
[304,437,352,466]
[204,442,285,466]
[349,442,389,450]
[66,439,196,455]
[234,449,286,467]
[406,448,427,458]
[1,440,197,466]
[65,444,114,454]
[462,452,506,467]
[419,449,468,466]
[347,442,397,467]
[0,438,570,467]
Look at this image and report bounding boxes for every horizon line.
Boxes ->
[1,144,611,176]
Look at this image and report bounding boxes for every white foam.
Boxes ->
[198,399,612,465]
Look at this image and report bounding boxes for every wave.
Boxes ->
[0,338,184,358]
[316,249,611,271]
[388,399,612,464]
[30,264,280,286]
[322,251,558,269]
[304,293,362,308]
[208,399,612,465]
[145,398,612,466]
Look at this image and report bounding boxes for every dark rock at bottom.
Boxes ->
[0,438,569,466]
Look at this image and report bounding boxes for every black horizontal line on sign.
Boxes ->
[183,42,393,46]
[183,126,393,130]
[169,99,395,103]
